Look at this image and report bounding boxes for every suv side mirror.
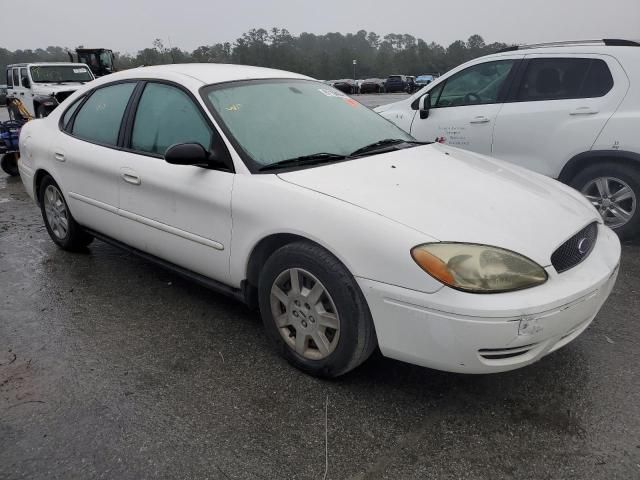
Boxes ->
[419,94,431,119]
[164,142,232,170]
[21,76,30,88]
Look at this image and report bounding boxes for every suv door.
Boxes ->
[57,81,138,236]
[116,81,234,283]
[409,57,521,155]
[491,54,629,177]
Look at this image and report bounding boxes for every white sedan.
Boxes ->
[18,64,620,377]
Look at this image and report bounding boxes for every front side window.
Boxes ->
[72,82,136,146]
[7,69,13,87]
[516,58,613,102]
[12,69,19,87]
[435,60,515,108]
[203,79,413,169]
[131,83,212,155]
[30,65,93,83]
[20,68,27,85]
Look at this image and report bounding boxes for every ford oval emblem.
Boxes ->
[577,237,590,255]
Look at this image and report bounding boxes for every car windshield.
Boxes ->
[203,79,414,170]
[29,65,93,83]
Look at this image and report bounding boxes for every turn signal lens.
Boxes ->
[411,243,548,293]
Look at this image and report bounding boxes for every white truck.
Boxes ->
[5,62,95,119]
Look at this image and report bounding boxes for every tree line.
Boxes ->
[1,29,510,81]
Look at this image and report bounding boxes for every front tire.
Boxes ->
[258,241,377,378]
[1,153,19,177]
[38,175,94,251]
[570,162,640,240]
[36,104,51,118]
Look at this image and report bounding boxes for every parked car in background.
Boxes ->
[332,79,358,94]
[415,74,437,89]
[376,39,640,239]
[19,64,619,378]
[406,76,417,93]
[6,63,95,118]
[359,78,386,93]
[0,84,7,105]
[384,75,409,93]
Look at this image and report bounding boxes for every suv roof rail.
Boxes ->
[497,39,640,53]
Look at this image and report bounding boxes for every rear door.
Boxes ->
[409,56,522,155]
[491,54,629,177]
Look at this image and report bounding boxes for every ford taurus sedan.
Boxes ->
[18,64,620,377]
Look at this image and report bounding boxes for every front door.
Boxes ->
[410,57,521,155]
[116,81,233,283]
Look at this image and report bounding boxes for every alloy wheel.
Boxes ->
[43,185,69,240]
[582,176,636,229]
[269,268,340,360]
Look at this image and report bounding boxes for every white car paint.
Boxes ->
[18,64,620,374]
[376,42,640,235]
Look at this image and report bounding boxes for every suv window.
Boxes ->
[7,69,13,88]
[131,83,212,156]
[72,82,136,146]
[435,60,515,108]
[12,69,19,87]
[20,68,27,85]
[515,58,613,102]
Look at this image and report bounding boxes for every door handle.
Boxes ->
[54,152,65,162]
[470,116,491,124]
[121,172,141,185]
[570,107,598,115]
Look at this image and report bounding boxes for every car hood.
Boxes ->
[277,144,600,266]
[32,83,85,95]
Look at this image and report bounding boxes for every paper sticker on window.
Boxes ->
[226,104,242,112]
[318,88,348,99]
[73,68,86,74]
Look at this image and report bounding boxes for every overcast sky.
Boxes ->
[4,0,639,53]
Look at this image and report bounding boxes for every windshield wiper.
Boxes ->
[259,153,350,172]
[350,138,427,157]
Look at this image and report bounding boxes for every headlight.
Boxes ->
[411,243,548,293]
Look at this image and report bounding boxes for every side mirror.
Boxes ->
[165,143,210,166]
[419,94,431,119]
[21,77,30,89]
[164,142,232,170]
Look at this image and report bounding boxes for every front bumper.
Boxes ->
[357,224,620,373]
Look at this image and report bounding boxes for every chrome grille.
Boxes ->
[551,223,598,273]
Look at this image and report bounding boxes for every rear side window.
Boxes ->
[6,69,12,87]
[130,83,212,156]
[516,58,613,102]
[72,83,136,146]
[61,98,83,131]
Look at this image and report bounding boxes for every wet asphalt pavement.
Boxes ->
[1,98,640,480]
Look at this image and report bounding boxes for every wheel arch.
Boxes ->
[558,150,640,184]
[243,233,346,310]
[33,168,53,205]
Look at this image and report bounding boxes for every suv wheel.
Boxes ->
[38,175,94,251]
[570,162,640,239]
[258,241,377,378]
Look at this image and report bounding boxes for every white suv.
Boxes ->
[6,62,95,119]
[376,39,640,238]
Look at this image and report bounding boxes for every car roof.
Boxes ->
[7,62,90,67]
[99,63,313,86]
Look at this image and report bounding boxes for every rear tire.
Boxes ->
[570,162,640,240]
[38,175,94,251]
[258,241,377,378]
[1,153,19,177]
